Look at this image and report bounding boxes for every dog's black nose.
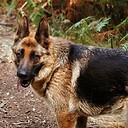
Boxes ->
[17,70,28,79]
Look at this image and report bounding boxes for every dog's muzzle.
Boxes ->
[17,69,32,88]
[17,63,43,88]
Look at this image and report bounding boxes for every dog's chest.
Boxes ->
[45,64,74,113]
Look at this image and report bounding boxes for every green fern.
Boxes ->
[2,0,17,16]
[120,33,128,42]
[122,42,128,51]
[50,14,70,37]
[115,17,128,30]
[89,17,110,32]
[22,0,46,25]
[66,17,110,45]
[114,17,128,44]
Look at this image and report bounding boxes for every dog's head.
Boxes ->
[12,16,54,88]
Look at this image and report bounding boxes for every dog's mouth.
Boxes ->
[17,78,32,89]
[16,63,43,90]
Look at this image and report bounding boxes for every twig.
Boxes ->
[0,100,7,113]
[0,100,6,108]
[18,2,27,16]
[0,23,13,27]
[12,121,29,125]
[0,108,7,113]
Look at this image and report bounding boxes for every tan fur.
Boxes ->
[13,17,128,128]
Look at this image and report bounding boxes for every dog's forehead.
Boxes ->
[17,36,45,54]
[21,36,38,47]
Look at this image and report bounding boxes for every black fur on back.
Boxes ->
[69,44,128,106]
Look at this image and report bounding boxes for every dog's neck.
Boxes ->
[51,37,72,68]
[31,37,72,96]
[31,65,56,96]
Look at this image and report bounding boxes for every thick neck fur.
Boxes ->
[31,37,74,112]
[32,37,70,96]
[51,37,72,68]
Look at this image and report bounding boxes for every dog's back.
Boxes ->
[68,44,128,113]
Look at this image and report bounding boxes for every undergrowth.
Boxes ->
[1,0,128,48]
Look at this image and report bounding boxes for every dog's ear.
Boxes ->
[35,17,50,48]
[15,16,30,42]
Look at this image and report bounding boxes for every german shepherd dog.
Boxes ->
[12,16,128,128]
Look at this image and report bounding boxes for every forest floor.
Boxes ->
[0,10,126,128]
[0,12,59,128]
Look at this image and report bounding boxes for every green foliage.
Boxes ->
[20,0,48,25]
[115,17,128,30]
[50,14,70,37]
[66,17,93,45]
[1,0,50,25]
[118,17,128,50]
[120,34,128,42]
[89,17,110,32]
[1,0,127,48]
[122,42,128,51]
[66,17,110,45]
[1,0,17,16]
[115,17,128,44]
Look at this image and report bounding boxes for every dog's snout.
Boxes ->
[17,70,28,79]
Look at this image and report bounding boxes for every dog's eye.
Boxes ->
[16,49,24,58]
[34,54,40,62]
[30,51,40,63]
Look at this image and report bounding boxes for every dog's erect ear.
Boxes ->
[35,18,50,48]
[15,16,30,42]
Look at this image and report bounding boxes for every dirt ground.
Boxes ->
[0,12,60,128]
[0,11,127,128]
